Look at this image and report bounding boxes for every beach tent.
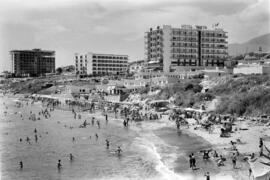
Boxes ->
[249,157,270,180]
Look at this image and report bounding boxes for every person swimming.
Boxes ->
[26,137,30,143]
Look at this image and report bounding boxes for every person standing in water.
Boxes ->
[57,160,62,170]
[83,120,87,127]
[26,137,30,144]
[123,120,127,127]
[232,153,237,169]
[95,133,98,141]
[19,161,23,169]
[69,153,74,161]
[97,120,100,129]
[176,120,180,130]
[105,114,108,124]
[34,134,38,143]
[116,146,122,156]
[92,118,95,126]
[105,139,110,149]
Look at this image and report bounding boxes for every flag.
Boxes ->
[212,23,219,28]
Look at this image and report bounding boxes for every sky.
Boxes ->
[0,0,269,72]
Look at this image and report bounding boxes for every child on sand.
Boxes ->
[259,138,263,156]
[205,172,210,180]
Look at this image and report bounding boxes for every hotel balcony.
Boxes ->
[201,41,228,44]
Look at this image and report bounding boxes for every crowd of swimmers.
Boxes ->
[7,100,124,172]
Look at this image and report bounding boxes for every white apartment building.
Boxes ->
[75,52,128,76]
[145,25,228,72]
[128,60,145,73]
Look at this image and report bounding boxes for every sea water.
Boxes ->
[0,96,228,180]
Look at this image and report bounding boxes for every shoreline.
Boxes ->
[152,116,252,180]
[153,126,219,176]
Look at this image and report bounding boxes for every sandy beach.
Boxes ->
[184,117,270,180]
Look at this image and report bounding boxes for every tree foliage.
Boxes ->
[56,67,63,74]
[156,80,205,107]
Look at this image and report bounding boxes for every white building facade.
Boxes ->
[75,52,128,76]
[233,64,270,75]
[128,60,145,73]
[145,25,228,72]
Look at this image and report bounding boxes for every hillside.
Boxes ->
[208,75,270,116]
[147,75,270,116]
[228,33,270,56]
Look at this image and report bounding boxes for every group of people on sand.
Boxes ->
[187,136,267,179]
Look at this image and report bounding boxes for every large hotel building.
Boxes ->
[75,52,128,76]
[10,49,55,77]
[145,25,228,72]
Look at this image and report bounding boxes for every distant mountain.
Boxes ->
[228,33,270,56]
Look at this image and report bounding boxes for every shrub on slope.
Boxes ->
[216,87,270,116]
[210,75,270,95]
